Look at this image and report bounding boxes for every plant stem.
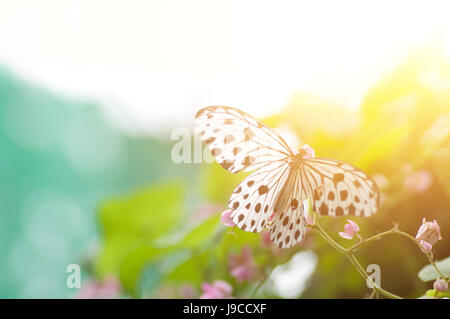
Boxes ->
[252,218,445,298]
[348,226,444,278]
[312,223,347,254]
[313,221,403,299]
[392,229,444,278]
[346,253,402,299]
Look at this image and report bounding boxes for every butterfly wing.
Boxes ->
[194,106,294,174]
[269,168,307,248]
[302,158,380,217]
[195,106,301,238]
[195,106,377,248]
[228,160,291,233]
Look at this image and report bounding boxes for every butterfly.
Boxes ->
[194,106,380,248]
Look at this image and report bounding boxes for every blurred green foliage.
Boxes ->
[2,45,450,298]
[0,67,197,298]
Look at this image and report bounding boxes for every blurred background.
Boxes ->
[0,0,449,298]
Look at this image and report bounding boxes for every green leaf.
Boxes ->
[166,251,209,284]
[418,256,450,282]
[179,214,221,248]
[95,181,185,276]
[138,264,164,298]
[215,228,261,261]
[118,243,172,296]
[425,289,450,298]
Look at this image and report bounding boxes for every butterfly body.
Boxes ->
[195,106,380,248]
[272,155,302,216]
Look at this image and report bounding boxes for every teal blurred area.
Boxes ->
[0,67,196,298]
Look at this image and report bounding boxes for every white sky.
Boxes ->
[1,0,450,135]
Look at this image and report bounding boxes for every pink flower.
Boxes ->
[75,276,121,299]
[154,285,176,298]
[74,280,99,299]
[339,220,360,240]
[433,278,448,292]
[299,144,315,159]
[178,284,197,299]
[404,170,433,193]
[221,209,236,227]
[416,218,442,246]
[268,213,276,222]
[228,245,256,283]
[230,265,252,282]
[420,240,433,253]
[200,280,233,299]
[260,230,272,247]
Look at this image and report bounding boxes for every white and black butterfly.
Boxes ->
[194,106,380,248]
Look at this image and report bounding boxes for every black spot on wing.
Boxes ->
[258,185,269,195]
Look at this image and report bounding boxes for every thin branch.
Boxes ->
[250,267,273,298]
[347,226,444,278]
[313,221,403,299]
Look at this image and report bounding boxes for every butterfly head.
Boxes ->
[298,144,316,160]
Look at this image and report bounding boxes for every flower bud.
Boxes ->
[300,144,315,159]
[339,220,360,240]
[416,218,442,246]
[228,245,255,283]
[213,280,233,296]
[419,240,432,253]
[221,209,236,227]
[433,278,448,292]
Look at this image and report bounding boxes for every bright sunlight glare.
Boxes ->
[0,0,450,134]
[267,251,318,298]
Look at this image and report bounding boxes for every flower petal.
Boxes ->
[339,231,354,240]
[221,210,236,227]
